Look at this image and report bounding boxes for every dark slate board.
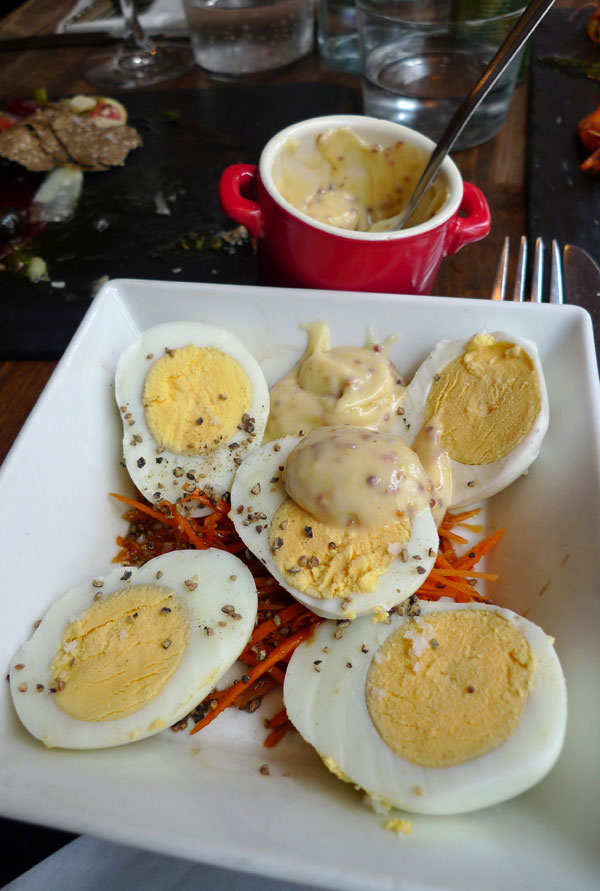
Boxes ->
[0,83,359,360]
[527,6,600,293]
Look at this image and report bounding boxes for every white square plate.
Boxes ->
[1,280,599,891]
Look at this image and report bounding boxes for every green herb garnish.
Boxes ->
[33,86,48,105]
[540,56,600,81]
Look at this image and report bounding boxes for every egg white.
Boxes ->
[9,549,257,749]
[396,331,549,508]
[229,436,438,620]
[283,600,567,815]
[114,321,269,505]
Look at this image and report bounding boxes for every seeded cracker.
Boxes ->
[26,106,72,166]
[0,123,53,172]
[0,102,142,173]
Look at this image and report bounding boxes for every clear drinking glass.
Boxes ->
[317,0,360,72]
[84,0,194,89]
[357,0,526,149]
[183,0,314,77]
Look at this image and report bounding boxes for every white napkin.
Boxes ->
[57,0,188,36]
[4,835,327,891]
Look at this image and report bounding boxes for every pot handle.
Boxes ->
[444,182,491,256]
[219,164,263,238]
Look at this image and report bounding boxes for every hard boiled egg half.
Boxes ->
[398,332,549,508]
[9,549,257,749]
[230,425,439,620]
[115,322,269,505]
[284,599,567,815]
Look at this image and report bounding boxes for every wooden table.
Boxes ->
[0,0,579,883]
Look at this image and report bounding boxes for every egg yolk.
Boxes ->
[268,498,412,600]
[49,584,188,722]
[142,344,252,456]
[265,322,405,441]
[424,334,542,465]
[365,610,533,767]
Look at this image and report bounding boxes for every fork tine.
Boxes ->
[529,237,544,303]
[549,239,564,305]
[490,236,509,300]
[512,235,528,302]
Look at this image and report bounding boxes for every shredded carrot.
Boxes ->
[248,603,307,645]
[110,489,243,564]
[178,487,231,515]
[111,492,504,746]
[265,707,290,729]
[238,651,287,686]
[232,674,279,709]
[419,580,482,600]
[432,568,499,581]
[454,528,504,570]
[263,708,294,747]
[110,492,169,525]
[264,722,293,748]
[162,508,207,550]
[440,508,482,526]
[438,527,469,545]
[190,624,319,735]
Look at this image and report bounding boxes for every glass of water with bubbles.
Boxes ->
[183,0,314,76]
[356,0,526,150]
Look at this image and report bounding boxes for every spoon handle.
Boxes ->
[394,0,556,231]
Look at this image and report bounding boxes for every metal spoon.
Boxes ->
[376,0,557,233]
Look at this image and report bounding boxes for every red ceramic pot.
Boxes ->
[219,115,491,294]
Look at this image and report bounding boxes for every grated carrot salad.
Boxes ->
[111,489,503,746]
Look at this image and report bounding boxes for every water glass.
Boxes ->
[317,0,360,72]
[356,0,526,149]
[183,0,314,76]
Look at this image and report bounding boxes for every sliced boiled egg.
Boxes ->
[115,321,269,506]
[284,600,567,815]
[230,425,439,620]
[9,549,257,749]
[397,331,549,508]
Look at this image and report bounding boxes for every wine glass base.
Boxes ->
[84,42,194,89]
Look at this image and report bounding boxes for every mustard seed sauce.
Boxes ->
[283,424,432,529]
[265,322,406,441]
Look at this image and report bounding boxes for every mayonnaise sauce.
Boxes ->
[283,425,432,529]
[265,322,405,441]
[273,127,449,232]
[411,417,452,527]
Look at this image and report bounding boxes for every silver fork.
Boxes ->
[490,236,564,304]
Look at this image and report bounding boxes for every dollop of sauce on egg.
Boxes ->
[274,126,449,232]
[266,425,434,601]
[366,609,534,767]
[265,322,406,440]
[424,333,542,465]
[283,425,431,529]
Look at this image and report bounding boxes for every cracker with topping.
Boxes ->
[0,99,142,173]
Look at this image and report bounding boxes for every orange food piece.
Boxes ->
[578,105,600,173]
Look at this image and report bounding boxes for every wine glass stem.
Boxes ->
[118,0,155,52]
